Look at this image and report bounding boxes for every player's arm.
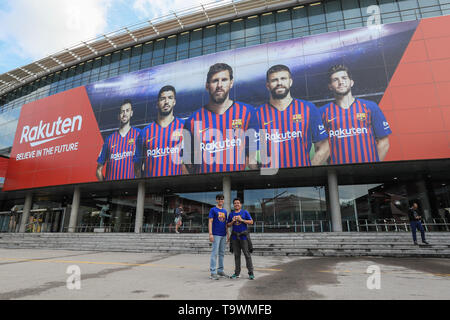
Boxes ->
[311,139,330,166]
[96,142,108,181]
[370,102,392,161]
[181,122,195,174]
[376,136,390,161]
[96,164,105,181]
[134,132,144,178]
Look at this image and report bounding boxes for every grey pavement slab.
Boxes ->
[0,248,449,300]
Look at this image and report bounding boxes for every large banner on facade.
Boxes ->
[4,15,450,191]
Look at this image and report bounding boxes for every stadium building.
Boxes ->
[0,0,449,235]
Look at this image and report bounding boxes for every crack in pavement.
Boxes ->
[0,253,177,300]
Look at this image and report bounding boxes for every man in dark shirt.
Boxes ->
[227,198,255,280]
[408,202,429,245]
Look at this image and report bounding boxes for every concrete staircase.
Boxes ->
[0,232,449,258]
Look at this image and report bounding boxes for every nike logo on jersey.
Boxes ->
[327,117,336,123]
[199,128,210,133]
[263,121,273,126]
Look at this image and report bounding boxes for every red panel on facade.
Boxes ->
[3,87,104,191]
[381,15,450,163]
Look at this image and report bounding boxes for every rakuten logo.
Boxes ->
[20,115,83,147]
[329,127,368,138]
[200,138,242,153]
[264,130,302,143]
[111,151,134,161]
[147,147,180,158]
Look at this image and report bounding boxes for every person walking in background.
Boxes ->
[174,204,183,234]
[208,194,229,280]
[408,202,429,245]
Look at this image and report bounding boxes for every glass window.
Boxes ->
[398,0,420,21]
[189,29,203,58]
[245,16,260,47]
[120,48,131,66]
[99,54,111,73]
[110,51,121,71]
[347,0,366,29]
[140,42,153,69]
[378,0,402,23]
[276,10,293,41]
[308,3,327,35]
[419,0,442,17]
[164,36,177,63]
[325,0,344,32]
[292,6,310,38]
[152,39,165,66]
[217,22,231,52]
[130,45,142,65]
[177,32,190,60]
[169,191,237,233]
[244,186,328,232]
[203,25,216,55]
[261,13,276,43]
[230,19,245,49]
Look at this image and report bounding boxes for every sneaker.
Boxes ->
[413,241,418,245]
[210,273,219,280]
[230,274,240,279]
[249,274,255,280]
[422,240,429,245]
[175,231,180,234]
[217,271,229,278]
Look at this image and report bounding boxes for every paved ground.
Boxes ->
[0,248,449,300]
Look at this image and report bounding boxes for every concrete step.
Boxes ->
[1,232,449,258]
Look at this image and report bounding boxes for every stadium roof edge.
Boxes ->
[0,0,315,99]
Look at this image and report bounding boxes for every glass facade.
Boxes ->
[1,177,449,233]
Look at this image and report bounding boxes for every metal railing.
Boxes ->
[342,218,450,232]
[17,218,450,233]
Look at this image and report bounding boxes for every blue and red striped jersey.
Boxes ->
[136,118,184,177]
[97,127,141,181]
[319,98,392,164]
[185,102,257,174]
[255,98,328,168]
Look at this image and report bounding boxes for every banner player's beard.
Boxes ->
[159,105,173,117]
[271,86,290,100]
[334,87,352,97]
[211,89,229,104]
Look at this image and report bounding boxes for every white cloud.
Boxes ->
[132,0,220,20]
[0,0,112,61]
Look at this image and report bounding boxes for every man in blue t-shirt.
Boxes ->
[227,198,254,280]
[208,194,229,280]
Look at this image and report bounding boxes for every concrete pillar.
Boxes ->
[327,169,342,232]
[19,192,33,233]
[135,181,145,233]
[223,176,231,214]
[68,187,81,233]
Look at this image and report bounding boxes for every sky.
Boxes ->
[0,0,222,74]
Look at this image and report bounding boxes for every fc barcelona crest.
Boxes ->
[293,114,302,123]
[232,119,243,129]
[356,113,367,121]
[128,138,135,145]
